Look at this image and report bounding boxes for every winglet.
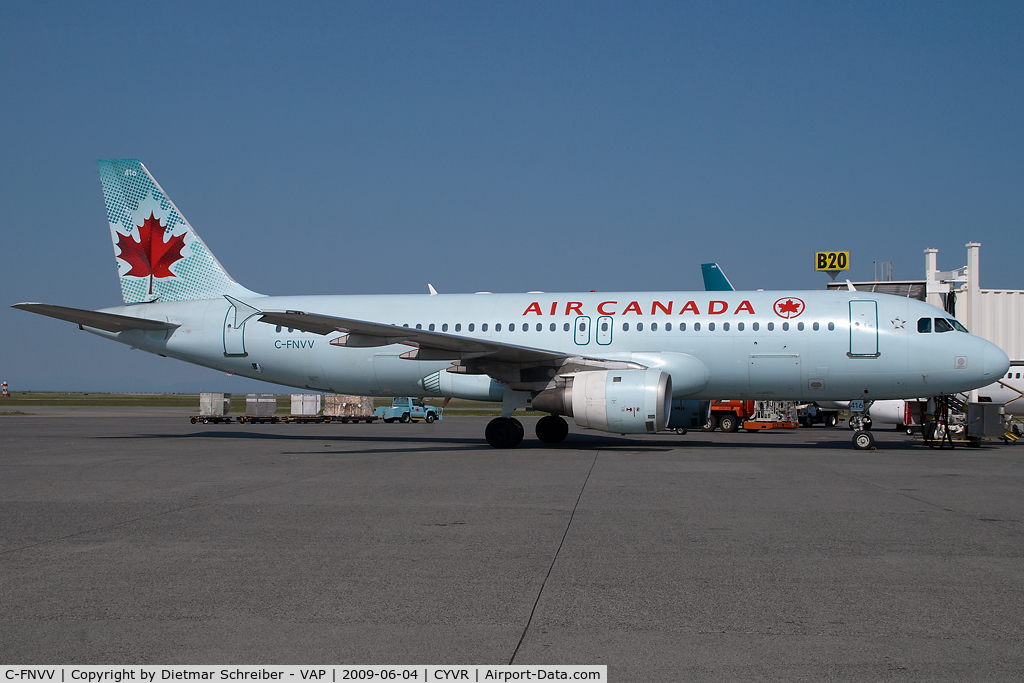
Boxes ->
[701,263,735,291]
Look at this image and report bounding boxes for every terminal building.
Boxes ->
[827,243,1023,364]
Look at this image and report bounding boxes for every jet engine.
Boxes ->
[532,368,672,434]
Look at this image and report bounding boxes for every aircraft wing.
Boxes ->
[253,307,569,364]
[12,303,181,333]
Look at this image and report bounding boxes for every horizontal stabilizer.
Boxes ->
[701,263,735,292]
[12,303,181,333]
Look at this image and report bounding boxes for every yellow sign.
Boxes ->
[815,251,849,272]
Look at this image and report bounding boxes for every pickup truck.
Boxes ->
[374,397,443,424]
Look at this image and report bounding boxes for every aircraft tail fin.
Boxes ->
[98,159,261,304]
[701,263,736,292]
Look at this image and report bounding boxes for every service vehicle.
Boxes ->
[375,397,442,423]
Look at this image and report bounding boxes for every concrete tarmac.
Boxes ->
[2,408,1023,680]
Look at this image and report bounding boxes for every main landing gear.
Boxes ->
[485,417,524,448]
[536,415,569,443]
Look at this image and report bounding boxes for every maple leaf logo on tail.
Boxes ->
[114,212,187,295]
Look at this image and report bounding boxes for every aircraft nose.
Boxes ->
[982,341,1010,380]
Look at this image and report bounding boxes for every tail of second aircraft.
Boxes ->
[98,159,261,304]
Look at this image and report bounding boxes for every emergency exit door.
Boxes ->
[596,316,613,345]
[574,316,591,345]
[849,300,879,357]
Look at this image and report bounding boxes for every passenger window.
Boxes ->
[442,323,449,332]
[651,322,658,331]
[428,323,435,331]
[416,324,422,329]
[536,323,542,332]
[482,323,488,332]
[680,322,686,331]
[737,322,744,331]
[708,322,715,331]
[509,323,515,331]
[752,322,759,331]
[935,318,954,333]
[782,322,789,331]
[767,322,774,331]
[694,322,701,331]
[918,318,931,333]
[1017,373,1021,379]
[601,322,608,332]
[797,322,804,331]
[578,322,586,332]
[812,322,819,331]
[275,325,282,333]
[455,323,461,332]
[828,322,835,331]
[550,323,556,331]
[623,322,629,331]
[468,323,475,332]
[665,322,672,331]
[723,322,729,331]
[495,323,501,331]
[563,323,570,332]
[637,322,644,331]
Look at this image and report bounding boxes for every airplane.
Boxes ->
[13,159,1011,450]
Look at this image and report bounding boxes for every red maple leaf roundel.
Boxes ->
[114,212,187,294]
[773,297,805,319]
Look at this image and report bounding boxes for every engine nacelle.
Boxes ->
[532,369,672,434]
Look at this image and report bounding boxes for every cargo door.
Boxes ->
[223,303,257,357]
[849,300,879,357]
[596,316,613,345]
[301,366,331,391]
[575,316,591,345]
[748,354,802,397]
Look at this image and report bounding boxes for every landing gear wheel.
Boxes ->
[400,413,411,423]
[486,417,524,448]
[425,413,435,424]
[511,417,524,442]
[853,430,875,450]
[536,415,569,443]
[702,415,719,432]
[719,414,739,433]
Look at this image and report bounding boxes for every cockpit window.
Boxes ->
[917,318,931,333]
[949,318,968,333]
[934,318,954,333]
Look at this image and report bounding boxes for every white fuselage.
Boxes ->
[89,290,1007,402]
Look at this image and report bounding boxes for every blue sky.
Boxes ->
[1,1,1021,392]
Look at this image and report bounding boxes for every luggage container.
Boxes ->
[239,393,280,424]
[282,394,324,423]
[323,394,378,423]
[191,392,233,423]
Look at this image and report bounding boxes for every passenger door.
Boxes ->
[849,300,879,357]
[223,302,257,357]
